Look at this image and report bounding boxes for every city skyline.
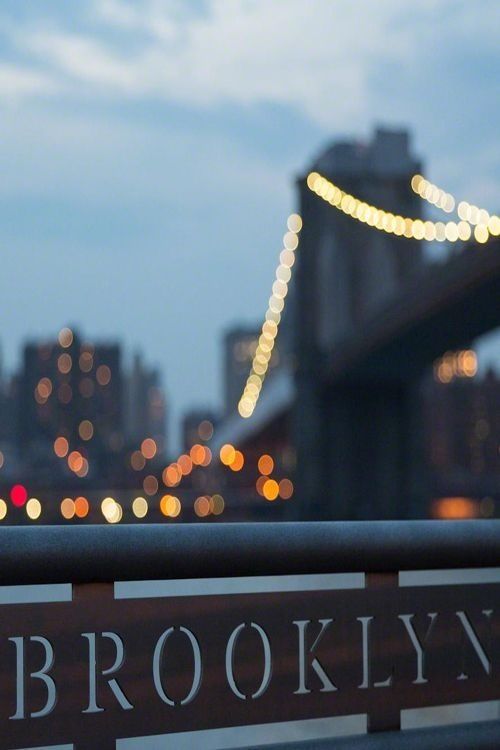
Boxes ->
[1,1,499,447]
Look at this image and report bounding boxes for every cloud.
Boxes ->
[0,63,59,98]
[5,0,495,130]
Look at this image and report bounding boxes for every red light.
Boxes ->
[10,484,28,507]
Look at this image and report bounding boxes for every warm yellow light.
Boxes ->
[310,171,495,245]
[283,231,299,251]
[287,213,303,233]
[263,479,279,501]
[101,496,121,523]
[220,443,236,466]
[160,494,181,518]
[474,224,489,244]
[26,498,42,520]
[132,496,148,518]
[0,498,7,520]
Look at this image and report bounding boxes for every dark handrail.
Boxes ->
[0,520,498,585]
[264,719,500,750]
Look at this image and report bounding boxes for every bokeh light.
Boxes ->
[141,438,157,460]
[143,474,159,496]
[194,495,211,517]
[258,454,274,476]
[262,479,279,501]
[220,444,236,466]
[160,494,181,518]
[79,420,94,441]
[279,478,294,499]
[26,498,42,520]
[58,327,73,348]
[74,496,89,518]
[210,494,225,515]
[132,496,148,518]
[10,484,28,507]
[131,450,146,470]
[96,364,111,386]
[61,497,75,519]
[198,420,214,441]
[229,450,244,471]
[54,436,69,458]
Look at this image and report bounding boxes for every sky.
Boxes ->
[0,0,499,447]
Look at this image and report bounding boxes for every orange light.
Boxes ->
[68,451,84,472]
[257,454,274,476]
[160,494,181,518]
[230,450,244,472]
[54,436,69,458]
[74,496,89,518]
[178,454,193,475]
[190,444,205,465]
[220,444,236,466]
[141,438,157,460]
[263,479,279,501]
[432,497,477,520]
[278,478,294,499]
[163,464,181,487]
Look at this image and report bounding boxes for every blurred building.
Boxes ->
[296,127,424,355]
[124,352,167,454]
[0,327,167,486]
[424,359,500,512]
[17,327,123,479]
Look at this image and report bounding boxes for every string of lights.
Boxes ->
[307,172,499,244]
[411,174,500,241]
[237,213,302,419]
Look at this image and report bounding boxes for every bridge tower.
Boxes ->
[293,127,426,519]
